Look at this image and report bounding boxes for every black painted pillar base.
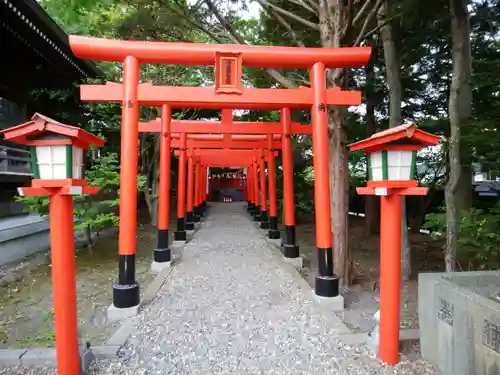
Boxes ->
[282,225,300,257]
[259,210,269,229]
[268,216,280,239]
[192,207,201,222]
[246,202,254,212]
[154,229,171,262]
[196,205,204,218]
[283,244,300,258]
[314,247,339,297]
[253,210,262,221]
[186,212,195,230]
[250,205,260,217]
[113,254,140,308]
[314,275,340,297]
[174,218,187,241]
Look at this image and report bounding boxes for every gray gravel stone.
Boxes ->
[3,203,437,374]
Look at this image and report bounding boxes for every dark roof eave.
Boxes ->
[18,0,104,78]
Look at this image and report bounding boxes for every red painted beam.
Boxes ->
[139,119,312,135]
[168,134,282,141]
[80,83,362,110]
[175,150,278,157]
[170,140,281,149]
[70,36,371,69]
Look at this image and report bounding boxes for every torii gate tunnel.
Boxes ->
[69,36,371,312]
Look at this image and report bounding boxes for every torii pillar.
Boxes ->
[267,135,280,239]
[258,149,269,229]
[281,108,301,267]
[174,133,187,242]
[152,104,172,272]
[194,158,203,219]
[185,149,196,230]
[252,156,260,219]
[311,63,342,308]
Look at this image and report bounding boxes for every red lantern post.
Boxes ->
[1,114,104,375]
[349,123,440,366]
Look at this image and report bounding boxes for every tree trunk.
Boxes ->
[377,0,411,281]
[364,45,379,235]
[446,0,472,272]
[317,0,351,287]
[410,192,435,234]
[328,107,350,288]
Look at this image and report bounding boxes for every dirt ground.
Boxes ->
[295,216,444,334]
[0,222,161,349]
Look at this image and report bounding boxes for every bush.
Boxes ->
[424,205,500,270]
[16,152,146,248]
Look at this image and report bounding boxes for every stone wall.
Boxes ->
[419,271,500,375]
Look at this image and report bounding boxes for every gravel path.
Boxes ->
[2,203,437,374]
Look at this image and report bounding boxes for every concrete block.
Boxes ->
[283,256,303,269]
[172,240,186,247]
[20,348,56,366]
[419,270,500,375]
[335,332,369,346]
[313,293,344,312]
[107,304,139,322]
[143,267,173,304]
[267,238,282,248]
[106,317,137,346]
[0,349,27,367]
[79,347,95,373]
[92,345,121,359]
[150,260,171,273]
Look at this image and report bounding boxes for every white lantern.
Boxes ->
[367,150,416,182]
[32,144,84,180]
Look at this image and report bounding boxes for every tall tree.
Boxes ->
[377,0,411,281]
[445,0,472,271]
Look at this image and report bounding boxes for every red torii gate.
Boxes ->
[139,108,301,242]
[174,149,278,231]
[70,35,370,315]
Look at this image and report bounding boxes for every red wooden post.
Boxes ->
[115,56,140,309]
[259,149,269,229]
[252,156,260,219]
[267,135,279,239]
[194,158,202,220]
[380,194,402,364]
[153,104,172,271]
[175,133,187,241]
[186,149,195,230]
[281,108,300,259]
[311,63,339,301]
[50,194,79,375]
[247,165,254,212]
[203,166,208,208]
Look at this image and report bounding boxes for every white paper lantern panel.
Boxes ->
[36,145,67,180]
[72,147,84,179]
[368,151,384,181]
[387,150,414,180]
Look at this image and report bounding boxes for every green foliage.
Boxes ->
[16,153,146,242]
[425,206,500,270]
